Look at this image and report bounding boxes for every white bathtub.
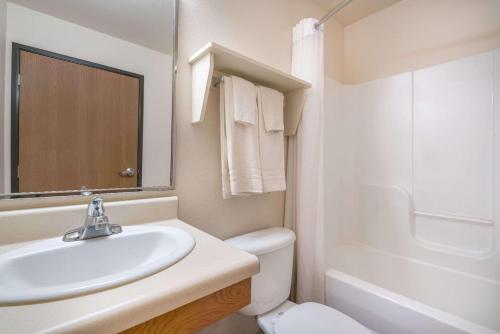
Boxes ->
[325,246,500,334]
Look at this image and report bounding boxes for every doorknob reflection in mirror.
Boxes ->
[80,186,92,196]
[119,168,136,177]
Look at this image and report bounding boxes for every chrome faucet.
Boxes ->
[63,197,122,242]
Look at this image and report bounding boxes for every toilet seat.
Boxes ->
[273,302,372,334]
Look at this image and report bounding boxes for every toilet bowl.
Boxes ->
[226,228,372,334]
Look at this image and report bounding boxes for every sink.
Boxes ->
[0,225,195,304]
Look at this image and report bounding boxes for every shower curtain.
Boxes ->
[285,18,325,303]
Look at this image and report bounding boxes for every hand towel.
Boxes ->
[231,75,257,125]
[257,86,286,192]
[258,86,285,132]
[220,76,263,198]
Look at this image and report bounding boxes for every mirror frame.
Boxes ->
[0,0,178,200]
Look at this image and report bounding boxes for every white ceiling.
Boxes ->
[8,0,175,55]
[313,0,401,26]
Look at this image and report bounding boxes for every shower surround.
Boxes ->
[323,50,500,334]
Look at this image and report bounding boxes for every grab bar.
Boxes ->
[413,210,493,226]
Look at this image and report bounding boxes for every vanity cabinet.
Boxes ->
[122,278,251,334]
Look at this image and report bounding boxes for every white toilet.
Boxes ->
[226,227,372,334]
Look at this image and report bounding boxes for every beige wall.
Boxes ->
[343,0,500,84]
[0,0,343,232]
[177,1,342,333]
[175,0,342,241]
[325,15,344,82]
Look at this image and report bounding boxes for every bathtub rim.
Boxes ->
[325,268,498,334]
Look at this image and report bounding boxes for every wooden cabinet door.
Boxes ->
[17,50,141,192]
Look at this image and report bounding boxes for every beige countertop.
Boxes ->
[0,218,259,334]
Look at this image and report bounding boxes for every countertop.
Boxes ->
[0,219,259,333]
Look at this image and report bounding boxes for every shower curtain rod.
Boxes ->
[315,0,353,29]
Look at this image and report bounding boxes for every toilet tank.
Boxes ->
[225,228,296,316]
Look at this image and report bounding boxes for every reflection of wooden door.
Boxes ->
[17,49,141,192]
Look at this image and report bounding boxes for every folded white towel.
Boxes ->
[220,76,263,198]
[257,86,286,192]
[258,86,284,132]
[231,75,257,125]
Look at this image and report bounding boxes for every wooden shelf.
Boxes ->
[189,42,311,136]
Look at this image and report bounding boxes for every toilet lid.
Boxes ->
[273,302,372,334]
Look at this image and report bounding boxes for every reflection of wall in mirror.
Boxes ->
[2,2,173,193]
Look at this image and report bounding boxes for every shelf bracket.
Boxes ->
[284,89,307,136]
[191,52,214,123]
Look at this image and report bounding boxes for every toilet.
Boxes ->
[226,227,372,334]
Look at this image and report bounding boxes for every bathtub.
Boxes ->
[325,246,500,334]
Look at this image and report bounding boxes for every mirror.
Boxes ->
[0,0,177,199]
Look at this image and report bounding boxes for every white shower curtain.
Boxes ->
[285,18,325,303]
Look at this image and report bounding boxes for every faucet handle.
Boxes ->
[87,197,105,217]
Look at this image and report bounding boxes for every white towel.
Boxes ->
[257,86,286,192]
[258,86,284,131]
[220,76,263,198]
[219,80,232,199]
[231,75,257,125]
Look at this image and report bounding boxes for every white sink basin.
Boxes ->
[0,225,195,304]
